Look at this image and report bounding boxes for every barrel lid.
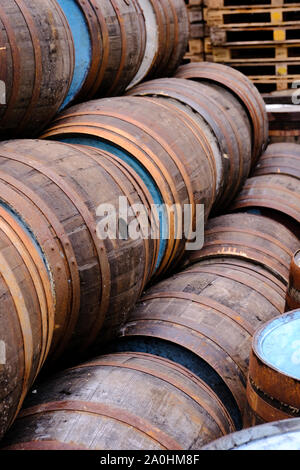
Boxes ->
[202,418,300,450]
[254,309,300,381]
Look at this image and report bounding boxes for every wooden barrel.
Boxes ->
[286,250,300,311]
[148,0,189,78]
[0,0,74,138]
[230,174,300,227]
[0,139,156,363]
[255,143,300,180]
[247,310,300,425]
[1,352,235,450]
[127,78,252,209]
[42,96,218,276]
[56,0,146,105]
[231,140,300,238]
[203,418,300,450]
[128,0,189,88]
[112,259,285,428]
[185,213,299,286]
[0,203,55,440]
[174,62,269,164]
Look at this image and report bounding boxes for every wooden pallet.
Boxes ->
[212,43,300,62]
[205,0,300,8]
[210,25,300,46]
[230,61,300,77]
[269,134,300,142]
[253,77,299,92]
[263,88,299,103]
[185,0,203,7]
[187,38,204,54]
[188,8,203,24]
[205,7,300,27]
[267,104,300,140]
[204,37,213,53]
[229,63,300,91]
[183,53,205,63]
[189,22,207,38]
[232,72,299,91]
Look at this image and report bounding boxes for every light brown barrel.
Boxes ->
[0,0,74,138]
[230,174,300,229]
[185,213,299,286]
[0,139,156,363]
[247,310,300,425]
[286,250,300,311]
[255,143,300,180]
[0,204,55,440]
[1,352,235,450]
[114,259,285,427]
[174,62,269,164]
[73,0,147,99]
[203,418,300,450]
[42,96,218,275]
[127,77,252,209]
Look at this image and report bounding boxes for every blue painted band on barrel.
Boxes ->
[245,209,262,216]
[54,135,168,271]
[256,309,300,380]
[0,202,50,273]
[57,0,92,109]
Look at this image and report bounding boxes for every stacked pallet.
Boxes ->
[184,0,210,62]
[205,0,300,93]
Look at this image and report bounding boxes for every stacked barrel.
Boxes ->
[1,196,298,447]
[0,34,298,449]
[0,63,269,446]
[0,0,189,139]
[231,141,300,238]
[2,128,300,449]
[229,139,300,426]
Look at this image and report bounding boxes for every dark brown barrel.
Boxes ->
[145,0,189,79]
[42,96,217,275]
[232,142,300,237]
[72,0,146,99]
[113,259,285,427]
[0,139,155,363]
[1,353,235,450]
[255,143,300,180]
[203,418,300,450]
[174,62,269,164]
[185,213,299,286]
[127,78,252,209]
[0,204,55,440]
[286,250,300,311]
[247,310,300,425]
[129,0,189,87]
[230,174,300,227]
[0,0,74,138]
